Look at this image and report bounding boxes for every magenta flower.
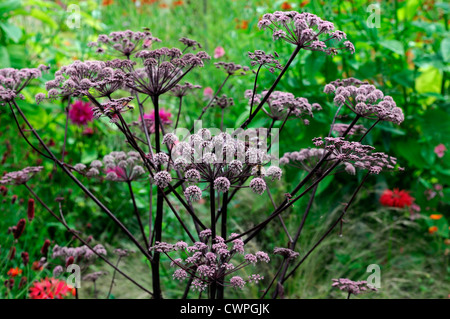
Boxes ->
[139,109,173,133]
[68,100,94,126]
[106,166,127,181]
[203,87,214,99]
[214,46,225,59]
[434,144,447,158]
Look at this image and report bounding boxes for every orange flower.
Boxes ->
[159,3,169,8]
[235,19,249,30]
[300,0,309,7]
[7,267,22,277]
[173,0,183,6]
[281,2,292,10]
[102,0,114,5]
[428,226,438,234]
[430,214,443,220]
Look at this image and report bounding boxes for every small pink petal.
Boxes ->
[434,144,447,158]
[203,87,213,98]
[214,46,225,59]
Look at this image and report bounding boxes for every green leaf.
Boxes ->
[420,147,435,166]
[0,46,10,67]
[379,40,405,56]
[316,174,334,195]
[81,147,98,164]
[441,38,450,63]
[0,22,22,43]
[397,0,421,21]
[415,66,442,105]
[0,0,21,15]
[29,8,58,29]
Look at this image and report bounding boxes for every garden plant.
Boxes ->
[0,0,448,301]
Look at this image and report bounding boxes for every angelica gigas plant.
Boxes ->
[2,10,403,299]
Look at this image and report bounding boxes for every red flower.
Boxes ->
[7,267,22,277]
[68,100,94,126]
[281,2,292,10]
[29,278,75,299]
[380,189,414,208]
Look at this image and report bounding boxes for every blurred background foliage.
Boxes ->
[0,0,449,299]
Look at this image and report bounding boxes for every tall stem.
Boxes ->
[11,100,151,261]
[127,181,149,249]
[249,65,263,116]
[241,45,301,129]
[151,94,164,299]
[283,172,370,281]
[209,182,216,299]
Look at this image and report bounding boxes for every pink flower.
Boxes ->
[203,87,214,99]
[106,166,127,180]
[68,100,94,126]
[434,144,447,158]
[214,46,225,59]
[139,109,173,133]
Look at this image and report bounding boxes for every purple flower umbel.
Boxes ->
[332,278,377,298]
[89,30,161,57]
[258,11,354,55]
[0,66,48,103]
[150,233,269,292]
[125,47,210,96]
[0,166,44,185]
[324,78,405,125]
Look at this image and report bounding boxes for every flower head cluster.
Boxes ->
[273,247,299,260]
[331,278,377,296]
[73,151,146,182]
[248,50,283,73]
[29,277,75,299]
[312,137,402,174]
[0,66,47,103]
[170,82,201,97]
[127,47,210,96]
[52,244,107,263]
[281,148,337,173]
[214,62,250,76]
[161,130,281,198]
[211,94,234,109]
[245,90,320,121]
[89,30,161,56]
[44,60,132,99]
[379,188,413,208]
[324,78,404,125]
[92,96,135,123]
[0,166,43,185]
[150,232,269,291]
[258,11,354,54]
[179,37,202,50]
[331,123,366,136]
[83,271,108,282]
